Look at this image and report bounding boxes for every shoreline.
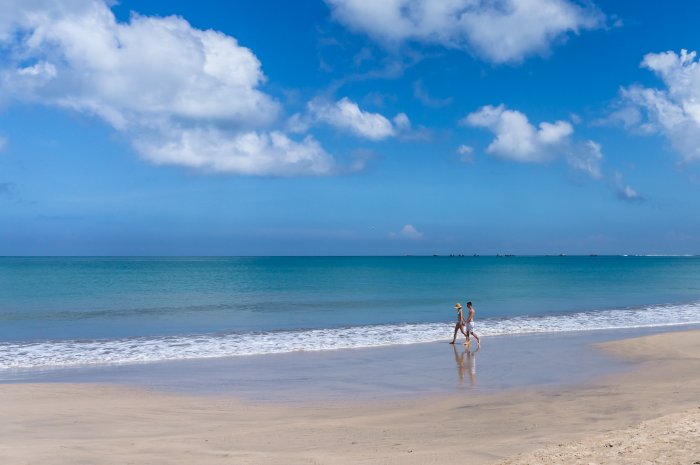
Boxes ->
[2,325,678,402]
[4,309,700,371]
[1,328,699,464]
[2,324,697,404]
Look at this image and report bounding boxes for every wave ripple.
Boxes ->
[2,302,700,370]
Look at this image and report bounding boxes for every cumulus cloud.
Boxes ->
[1,2,276,125]
[462,104,572,162]
[325,0,604,64]
[134,128,333,176]
[304,97,409,140]
[0,0,335,175]
[615,49,700,162]
[464,104,639,197]
[389,224,424,240]
[462,104,603,178]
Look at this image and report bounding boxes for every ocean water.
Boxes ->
[1,256,700,371]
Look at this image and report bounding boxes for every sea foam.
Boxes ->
[1,301,699,370]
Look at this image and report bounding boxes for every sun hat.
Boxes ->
[455,303,462,309]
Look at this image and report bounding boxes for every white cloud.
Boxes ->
[17,61,57,78]
[0,0,336,175]
[463,104,603,178]
[325,0,604,64]
[307,97,408,140]
[393,112,411,130]
[619,185,639,200]
[457,144,474,162]
[135,128,333,176]
[567,140,603,179]
[286,112,312,135]
[1,2,277,125]
[389,224,424,240]
[598,105,644,130]
[616,49,700,162]
[457,144,473,155]
[462,104,572,162]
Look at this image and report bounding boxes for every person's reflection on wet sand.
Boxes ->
[452,344,479,386]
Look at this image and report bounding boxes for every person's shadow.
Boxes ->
[453,344,479,387]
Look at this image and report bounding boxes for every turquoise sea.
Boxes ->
[1,256,700,371]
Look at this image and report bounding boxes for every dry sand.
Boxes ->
[497,407,700,465]
[1,330,699,465]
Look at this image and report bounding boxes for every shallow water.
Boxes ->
[4,326,694,403]
[2,256,700,370]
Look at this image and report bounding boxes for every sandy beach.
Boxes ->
[1,329,699,465]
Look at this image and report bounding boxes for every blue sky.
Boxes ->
[2,0,700,255]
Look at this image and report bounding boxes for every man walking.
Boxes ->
[464,301,481,347]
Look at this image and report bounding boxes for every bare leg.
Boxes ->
[471,332,481,346]
[450,323,459,344]
[453,323,470,343]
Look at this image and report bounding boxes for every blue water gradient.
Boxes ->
[1,256,699,368]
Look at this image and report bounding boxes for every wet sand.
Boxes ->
[0,329,699,464]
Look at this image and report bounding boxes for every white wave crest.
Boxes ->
[2,302,700,370]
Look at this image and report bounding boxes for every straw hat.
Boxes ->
[455,303,462,309]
